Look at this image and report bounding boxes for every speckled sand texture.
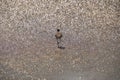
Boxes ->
[0,0,120,80]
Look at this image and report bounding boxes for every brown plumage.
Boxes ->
[55,29,62,48]
[55,29,62,39]
[55,31,62,39]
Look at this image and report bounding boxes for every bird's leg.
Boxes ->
[58,39,62,48]
[57,39,60,48]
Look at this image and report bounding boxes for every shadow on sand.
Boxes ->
[58,46,65,49]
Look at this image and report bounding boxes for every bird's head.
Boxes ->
[57,29,60,32]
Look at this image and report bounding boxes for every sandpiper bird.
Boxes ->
[55,29,62,48]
